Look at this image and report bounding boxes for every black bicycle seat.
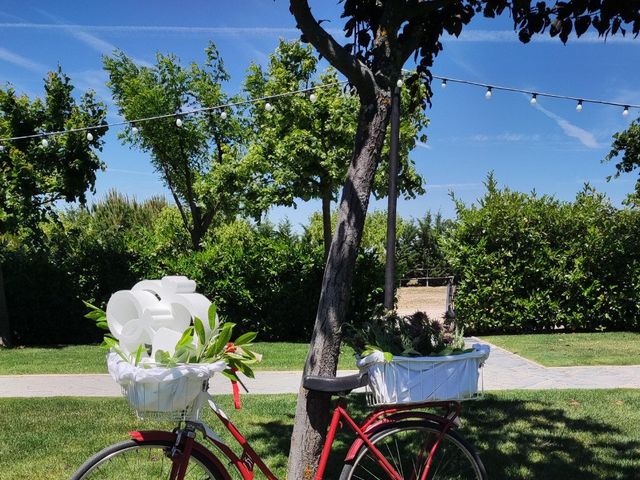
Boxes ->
[303,373,368,394]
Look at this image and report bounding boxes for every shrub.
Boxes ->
[444,175,640,334]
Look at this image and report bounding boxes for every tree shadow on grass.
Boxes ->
[216,392,640,479]
[462,394,640,480]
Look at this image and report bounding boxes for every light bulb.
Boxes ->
[175,117,183,127]
[86,132,94,141]
[623,106,630,117]
[0,145,4,152]
[309,93,317,103]
[131,126,139,134]
[485,87,492,100]
[220,111,227,120]
[441,79,447,89]
[41,138,49,147]
[396,78,403,88]
[530,94,537,105]
[576,100,583,112]
[265,102,274,112]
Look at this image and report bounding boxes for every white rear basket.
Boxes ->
[107,352,225,420]
[357,345,490,406]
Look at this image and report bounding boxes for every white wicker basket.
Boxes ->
[107,352,225,420]
[357,345,490,406]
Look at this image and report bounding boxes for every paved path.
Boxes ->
[2,339,640,397]
[471,337,640,390]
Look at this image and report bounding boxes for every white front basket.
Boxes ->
[357,345,490,405]
[107,352,225,420]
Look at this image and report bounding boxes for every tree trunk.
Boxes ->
[321,187,332,260]
[287,91,392,479]
[0,264,12,347]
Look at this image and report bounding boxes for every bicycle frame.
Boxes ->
[128,395,461,480]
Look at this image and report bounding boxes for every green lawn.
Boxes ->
[0,342,357,375]
[481,332,640,367]
[1,390,639,479]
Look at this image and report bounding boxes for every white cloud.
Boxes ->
[428,182,482,190]
[416,141,432,150]
[0,46,46,72]
[440,132,543,144]
[533,103,601,149]
[0,22,301,36]
[444,30,639,44]
[30,10,151,66]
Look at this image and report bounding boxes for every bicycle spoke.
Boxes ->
[73,442,220,479]
[343,422,484,480]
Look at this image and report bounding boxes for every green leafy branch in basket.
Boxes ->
[152,304,261,381]
[344,311,470,360]
[84,301,136,364]
[84,300,261,377]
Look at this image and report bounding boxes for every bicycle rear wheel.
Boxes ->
[71,439,226,479]
[340,420,487,480]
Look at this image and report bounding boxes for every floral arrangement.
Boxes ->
[343,310,469,361]
[87,302,260,382]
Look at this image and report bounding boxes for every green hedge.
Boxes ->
[444,176,640,334]
[3,193,387,345]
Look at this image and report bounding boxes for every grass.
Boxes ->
[0,342,357,375]
[481,332,640,367]
[1,390,640,479]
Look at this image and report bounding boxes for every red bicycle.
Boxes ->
[72,373,487,479]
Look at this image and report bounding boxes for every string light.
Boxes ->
[86,132,94,141]
[41,138,48,147]
[1,74,638,145]
[0,145,4,152]
[396,79,403,88]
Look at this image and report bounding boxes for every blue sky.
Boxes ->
[1,0,639,227]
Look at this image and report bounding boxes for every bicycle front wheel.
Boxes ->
[71,439,226,480]
[340,420,487,480]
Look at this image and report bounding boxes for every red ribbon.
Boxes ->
[231,367,241,410]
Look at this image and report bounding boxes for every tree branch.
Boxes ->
[289,0,377,101]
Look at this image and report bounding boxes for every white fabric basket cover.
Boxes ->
[107,352,225,413]
[357,344,490,404]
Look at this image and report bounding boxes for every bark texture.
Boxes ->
[287,93,392,479]
[321,186,332,259]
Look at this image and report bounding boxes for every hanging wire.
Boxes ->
[0,73,638,145]
[431,74,640,109]
[0,80,349,143]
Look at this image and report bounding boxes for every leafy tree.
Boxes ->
[104,43,259,251]
[244,40,427,256]
[605,117,640,206]
[0,69,107,346]
[397,212,455,279]
[285,0,640,476]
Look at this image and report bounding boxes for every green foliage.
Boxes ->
[244,40,427,250]
[444,174,640,334]
[104,43,258,250]
[344,310,466,358]
[0,68,107,238]
[397,212,455,279]
[605,117,640,205]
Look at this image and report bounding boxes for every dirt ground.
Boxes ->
[396,286,448,319]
